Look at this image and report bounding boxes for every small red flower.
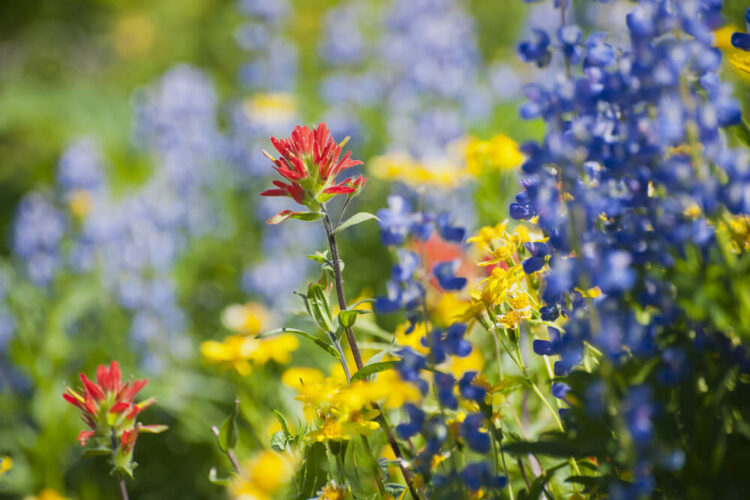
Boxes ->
[261,123,367,223]
[63,361,167,478]
[64,361,149,437]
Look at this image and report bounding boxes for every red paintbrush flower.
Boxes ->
[63,361,167,478]
[261,123,367,224]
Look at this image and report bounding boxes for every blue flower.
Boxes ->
[622,385,656,449]
[522,241,549,274]
[436,212,466,243]
[461,413,490,453]
[376,195,432,246]
[434,372,458,410]
[458,371,487,403]
[731,9,750,51]
[396,348,427,385]
[433,260,467,291]
[518,29,552,67]
[396,403,425,439]
[461,462,507,492]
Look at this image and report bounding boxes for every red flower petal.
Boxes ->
[109,401,130,414]
[78,430,96,446]
[322,185,356,195]
[80,374,105,401]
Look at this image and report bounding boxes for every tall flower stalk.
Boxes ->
[261,123,421,499]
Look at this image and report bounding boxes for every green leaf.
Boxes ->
[273,410,293,440]
[259,327,340,358]
[306,251,329,264]
[333,212,379,234]
[271,430,288,452]
[565,475,599,487]
[338,309,358,328]
[216,399,240,453]
[733,119,750,148]
[307,283,334,333]
[208,467,234,486]
[267,210,322,225]
[295,442,328,500]
[518,460,570,500]
[351,360,399,382]
[502,440,590,458]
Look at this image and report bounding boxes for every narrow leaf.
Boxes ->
[307,283,335,332]
[216,399,240,453]
[333,212,379,235]
[273,410,293,440]
[259,327,340,358]
[351,360,399,382]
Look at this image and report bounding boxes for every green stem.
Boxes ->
[321,204,422,500]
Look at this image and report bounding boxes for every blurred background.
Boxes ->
[0,0,748,498]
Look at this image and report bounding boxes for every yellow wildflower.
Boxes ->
[0,456,12,474]
[307,408,381,442]
[465,134,524,175]
[498,309,532,330]
[718,214,750,253]
[683,203,702,219]
[113,13,155,59]
[68,190,93,218]
[469,220,544,267]
[575,286,603,299]
[714,26,750,80]
[201,334,298,376]
[282,367,325,390]
[443,348,484,378]
[369,152,467,187]
[394,322,429,355]
[431,293,473,328]
[367,369,422,409]
[243,92,297,127]
[229,450,296,500]
[316,482,348,500]
[221,302,271,335]
[23,490,68,500]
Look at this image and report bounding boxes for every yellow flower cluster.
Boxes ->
[229,450,297,500]
[221,302,271,335]
[719,214,750,254]
[201,302,294,376]
[0,456,11,475]
[23,490,69,500]
[282,367,421,442]
[369,134,523,188]
[464,134,525,175]
[315,482,348,500]
[369,152,468,187]
[201,335,298,376]
[243,92,297,127]
[465,221,545,329]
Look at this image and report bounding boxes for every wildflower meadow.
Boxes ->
[2,0,750,499]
